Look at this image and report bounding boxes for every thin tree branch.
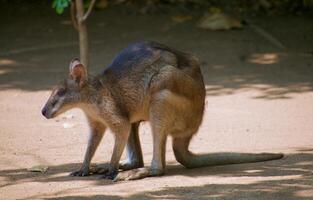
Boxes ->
[244,19,286,51]
[249,23,286,51]
[82,0,97,22]
[75,0,89,68]
[70,0,78,30]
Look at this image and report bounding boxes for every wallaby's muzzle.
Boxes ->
[41,107,47,117]
[41,105,52,119]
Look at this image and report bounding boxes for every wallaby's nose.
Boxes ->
[41,107,47,117]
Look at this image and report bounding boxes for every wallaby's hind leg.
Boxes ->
[114,97,169,181]
[120,122,144,170]
[70,120,106,176]
[150,123,167,175]
[114,119,167,181]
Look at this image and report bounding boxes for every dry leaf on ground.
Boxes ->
[171,15,192,23]
[197,13,242,30]
[28,165,48,173]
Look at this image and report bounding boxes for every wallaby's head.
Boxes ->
[41,58,89,119]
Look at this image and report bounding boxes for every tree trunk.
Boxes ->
[75,0,89,69]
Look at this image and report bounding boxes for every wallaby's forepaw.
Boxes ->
[91,163,110,174]
[92,161,143,174]
[113,167,150,182]
[70,169,90,177]
[101,170,118,180]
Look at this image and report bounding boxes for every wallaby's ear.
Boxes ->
[69,58,87,87]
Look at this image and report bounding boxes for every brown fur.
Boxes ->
[42,41,283,181]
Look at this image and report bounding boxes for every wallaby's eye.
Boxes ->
[57,88,66,96]
[51,99,57,107]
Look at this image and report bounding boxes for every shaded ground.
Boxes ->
[0,3,313,200]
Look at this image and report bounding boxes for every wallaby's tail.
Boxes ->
[173,137,283,168]
[175,151,283,169]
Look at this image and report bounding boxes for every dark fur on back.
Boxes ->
[98,41,203,119]
[105,41,196,76]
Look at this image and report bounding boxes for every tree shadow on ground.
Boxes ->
[0,5,313,100]
[200,52,313,100]
[1,47,312,100]
[1,150,313,199]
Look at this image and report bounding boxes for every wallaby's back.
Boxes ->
[99,41,205,122]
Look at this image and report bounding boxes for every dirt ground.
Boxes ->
[1,3,313,200]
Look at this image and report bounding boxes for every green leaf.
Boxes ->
[52,0,71,15]
[52,0,57,8]
[56,6,64,14]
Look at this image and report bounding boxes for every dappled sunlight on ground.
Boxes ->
[1,150,313,199]
[0,58,17,66]
[1,4,313,200]
[201,50,313,99]
[248,53,281,65]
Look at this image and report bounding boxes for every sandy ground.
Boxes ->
[0,4,313,200]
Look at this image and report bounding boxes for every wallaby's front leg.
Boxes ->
[93,122,144,175]
[70,120,105,177]
[102,123,131,180]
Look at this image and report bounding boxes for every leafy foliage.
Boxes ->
[52,0,71,14]
[51,0,313,15]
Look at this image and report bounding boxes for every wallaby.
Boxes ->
[42,41,283,181]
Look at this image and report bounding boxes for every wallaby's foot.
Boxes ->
[70,168,90,177]
[113,167,164,182]
[91,164,118,180]
[92,160,143,174]
[91,163,110,174]
[101,170,118,180]
[119,160,144,171]
[114,168,149,181]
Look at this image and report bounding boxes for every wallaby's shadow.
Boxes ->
[1,150,309,200]
[0,163,106,188]
[1,150,312,187]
